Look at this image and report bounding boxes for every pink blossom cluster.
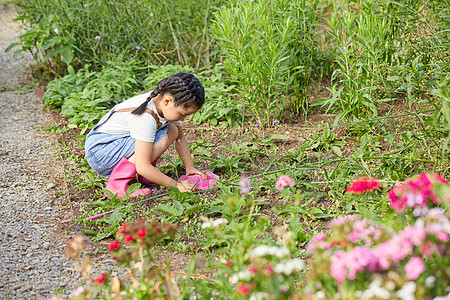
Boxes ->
[346,178,381,194]
[330,247,378,283]
[327,210,450,283]
[306,233,331,252]
[346,219,383,246]
[308,216,385,252]
[275,175,295,190]
[388,173,448,212]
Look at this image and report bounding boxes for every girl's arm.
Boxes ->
[175,125,204,177]
[134,139,193,192]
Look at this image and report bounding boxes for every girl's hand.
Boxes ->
[176,180,197,193]
[185,166,207,179]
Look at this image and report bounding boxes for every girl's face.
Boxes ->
[160,94,198,122]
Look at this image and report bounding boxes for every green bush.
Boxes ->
[44,62,242,130]
[44,60,142,131]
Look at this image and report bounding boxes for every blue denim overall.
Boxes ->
[85,106,168,176]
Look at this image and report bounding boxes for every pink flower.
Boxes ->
[314,233,326,241]
[275,175,295,190]
[236,283,252,296]
[95,35,101,40]
[346,178,380,194]
[239,175,251,195]
[404,257,425,280]
[437,231,449,243]
[247,265,258,275]
[136,46,141,50]
[265,264,274,275]
[388,173,449,212]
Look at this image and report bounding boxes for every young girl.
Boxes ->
[85,72,205,198]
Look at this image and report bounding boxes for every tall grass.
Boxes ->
[314,0,450,124]
[212,0,321,126]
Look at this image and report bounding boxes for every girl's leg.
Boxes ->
[128,123,178,164]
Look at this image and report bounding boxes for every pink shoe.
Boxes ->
[105,158,152,198]
[137,158,158,186]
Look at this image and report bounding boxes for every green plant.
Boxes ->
[67,219,179,299]
[431,76,450,155]
[13,0,225,69]
[212,0,320,126]
[44,59,142,131]
[314,0,399,121]
[6,13,74,74]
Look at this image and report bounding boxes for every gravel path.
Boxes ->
[0,6,81,299]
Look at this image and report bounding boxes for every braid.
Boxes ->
[162,73,205,109]
[131,72,205,115]
[131,88,160,115]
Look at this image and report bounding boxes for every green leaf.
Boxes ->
[5,42,20,53]
[81,229,98,235]
[105,211,123,225]
[387,76,400,81]
[67,64,75,76]
[60,45,73,65]
[42,37,61,51]
[262,134,289,144]
[331,146,342,157]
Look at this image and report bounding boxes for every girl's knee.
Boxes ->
[167,123,179,142]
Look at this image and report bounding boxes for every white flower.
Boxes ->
[433,293,450,300]
[202,218,228,229]
[201,222,212,229]
[426,276,436,288]
[250,245,290,258]
[274,258,305,275]
[230,270,251,284]
[70,286,85,297]
[360,278,391,299]
[212,218,228,227]
[316,291,326,299]
[54,28,59,35]
[396,282,416,300]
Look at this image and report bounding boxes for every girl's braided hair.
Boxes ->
[132,72,205,115]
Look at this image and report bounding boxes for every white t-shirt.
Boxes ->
[96,92,182,143]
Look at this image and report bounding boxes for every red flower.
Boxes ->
[346,178,380,194]
[265,264,274,275]
[154,225,161,232]
[236,283,253,296]
[117,223,128,235]
[225,260,233,267]
[124,234,134,243]
[136,228,147,239]
[108,240,119,252]
[94,273,107,285]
